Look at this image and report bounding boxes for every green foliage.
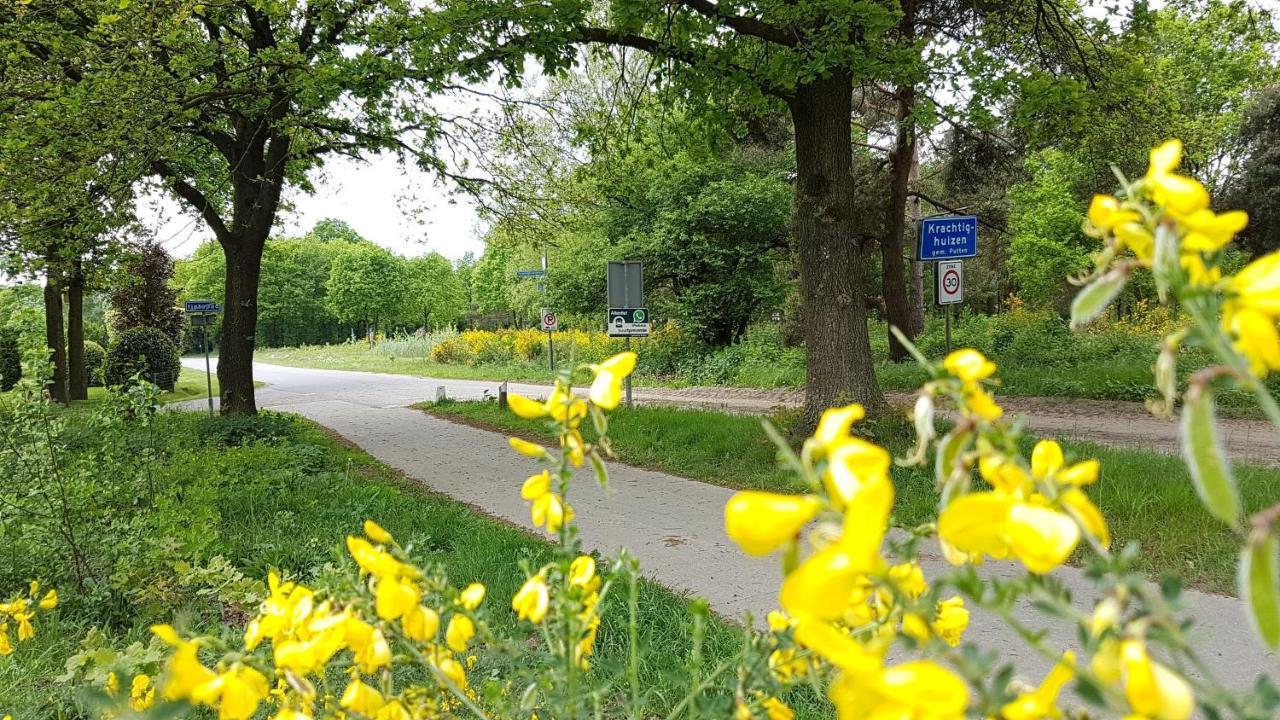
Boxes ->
[0,284,45,352]
[401,253,467,330]
[82,340,106,387]
[109,241,185,347]
[0,330,20,391]
[258,238,343,346]
[1006,150,1093,308]
[1226,85,1280,258]
[601,155,792,346]
[325,243,410,331]
[106,327,180,391]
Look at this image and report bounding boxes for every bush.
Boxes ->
[0,331,20,391]
[106,327,180,391]
[82,341,107,387]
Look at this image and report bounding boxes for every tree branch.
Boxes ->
[150,160,231,245]
[671,0,796,46]
[908,191,1009,236]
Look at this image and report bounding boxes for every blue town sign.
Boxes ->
[917,216,978,261]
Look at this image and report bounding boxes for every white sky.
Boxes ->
[148,152,486,262]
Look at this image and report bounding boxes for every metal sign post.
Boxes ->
[184,300,222,416]
[935,259,964,355]
[606,261,645,407]
[540,308,558,370]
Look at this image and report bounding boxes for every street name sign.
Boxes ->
[184,300,222,313]
[918,216,978,260]
[516,269,546,278]
[607,308,650,337]
[936,260,964,305]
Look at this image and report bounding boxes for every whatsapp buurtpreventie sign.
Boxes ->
[608,307,650,337]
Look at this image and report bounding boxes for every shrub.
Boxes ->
[83,340,107,387]
[0,330,20,391]
[106,327,180,391]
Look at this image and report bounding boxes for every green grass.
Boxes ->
[417,400,806,493]
[257,343,570,385]
[257,342,1276,418]
[420,400,1278,596]
[1,367,236,407]
[1,406,823,719]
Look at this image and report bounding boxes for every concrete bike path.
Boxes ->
[179,360,1274,688]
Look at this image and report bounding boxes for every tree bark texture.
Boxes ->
[881,83,917,362]
[219,240,264,415]
[67,260,87,401]
[905,142,926,338]
[43,263,68,404]
[789,73,886,428]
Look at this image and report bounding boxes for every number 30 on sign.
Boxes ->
[936,260,963,305]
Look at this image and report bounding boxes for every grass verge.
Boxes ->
[256,342,1276,418]
[1,407,818,718]
[419,399,1276,596]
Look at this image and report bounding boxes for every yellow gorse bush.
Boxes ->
[0,580,56,656]
[1079,139,1280,648]
[123,140,1280,720]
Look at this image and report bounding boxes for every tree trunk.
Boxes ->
[881,84,917,362]
[43,264,68,404]
[905,142,926,338]
[789,73,886,428]
[67,260,87,401]
[218,240,263,415]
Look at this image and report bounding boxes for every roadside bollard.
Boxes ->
[436,385,447,402]
[498,381,508,409]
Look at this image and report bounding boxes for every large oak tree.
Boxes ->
[3,0,471,413]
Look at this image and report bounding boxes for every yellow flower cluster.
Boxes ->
[938,437,1107,573]
[104,671,157,712]
[507,352,638,534]
[921,349,1195,719]
[923,349,1109,574]
[0,581,57,656]
[1085,139,1280,377]
[515,555,602,669]
[151,521,482,720]
[724,404,971,720]
[1084,592,1195,720]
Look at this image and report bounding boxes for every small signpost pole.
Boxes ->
[203,323,214,416]
[540,308,558,371]
[945,304,952,355]
[184,300,223,417]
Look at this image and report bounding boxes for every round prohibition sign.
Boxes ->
[542,311,557,327]
[941,268,961,294]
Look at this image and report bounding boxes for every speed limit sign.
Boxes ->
[540,308,558,331]
[936,260,964,305]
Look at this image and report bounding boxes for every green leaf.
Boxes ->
[935,428,971,493]
[1181,386,1240,527]
[1153,223,1179,303]
[1240,532,1280,648]
[1069,270,1127,330]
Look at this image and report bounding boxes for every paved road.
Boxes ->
[179,360,1276,688]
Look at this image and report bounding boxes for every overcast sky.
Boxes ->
[148,151,487,262]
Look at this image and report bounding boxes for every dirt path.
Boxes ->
[623,386,1280,466]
